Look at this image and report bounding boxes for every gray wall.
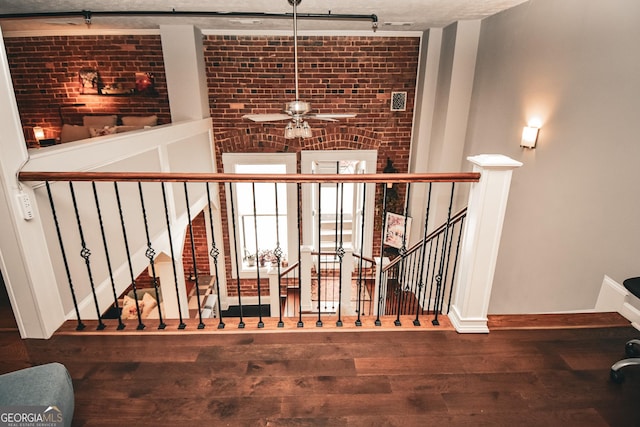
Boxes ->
[464,0,640,313]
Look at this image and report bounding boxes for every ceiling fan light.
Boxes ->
[301,121,312,138]
[284,121,295,139]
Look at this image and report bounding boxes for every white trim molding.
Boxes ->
[595,275,640,330]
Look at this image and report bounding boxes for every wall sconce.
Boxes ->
[520,119,541,149]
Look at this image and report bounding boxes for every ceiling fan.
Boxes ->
[242,0,357,138]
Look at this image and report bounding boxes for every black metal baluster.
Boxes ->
[379,269,387,316]
[273,182,285,328]
[92,182,125,330]
[251,183,264,328]
[332,162,340,314]
[439,205,458,322]
[413,183,432,326]
[205,183,224,330]
[161,182,187,330]
[296,183,304,328]
[391,264,400,317]
[334,162,340,255]
[394,183,411,327]
[336,182,345,327]
[227,182,245,328]
[402,251,417,316]
[432,183,455,326]
[420,239,433,314]
[45,181,85,331]
[446,217,465,314]
[138,182,165,330]
[355,182,367,327]
[68,182,105,330]
[316,182,322,327]
[401,254,411,317]
[375,183,389,326]
[412,252,421,314]
[426,235,441,314]
[184,182,205,329]
[421,239,434,315]
[114,182,144,330]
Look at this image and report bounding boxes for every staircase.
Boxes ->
[318,215,354,258]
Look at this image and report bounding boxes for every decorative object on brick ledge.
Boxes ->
[242,0,358,139]
[135,72,155,94]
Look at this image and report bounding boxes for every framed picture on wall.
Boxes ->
[78,68,99,94]
[383,212,412,249]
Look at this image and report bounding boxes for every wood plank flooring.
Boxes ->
[1,313,640,426]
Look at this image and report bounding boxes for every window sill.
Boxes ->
[237,264,281,279]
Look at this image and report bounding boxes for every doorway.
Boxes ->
[301,150,377,258]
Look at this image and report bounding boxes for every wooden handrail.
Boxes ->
[310,251,376,265]
[279,251,376,280]
[382,207,467,272]
[353,252,376,265]
[279,262,299,277]
[18,171,481,184]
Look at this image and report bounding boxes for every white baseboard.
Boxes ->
[448,305,489,333]
[595,275,640,330]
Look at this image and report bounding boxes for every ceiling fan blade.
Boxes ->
[306,113,358,121]
[242,114,291,122]
[304,115,338,122]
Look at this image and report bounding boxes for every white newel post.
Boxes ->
[449,154,522,333]
[340,245,354,316]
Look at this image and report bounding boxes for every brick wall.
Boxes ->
[5,35,171,147]
[204,35,419,294]
[182,211,211,280]
[5,33,419,298]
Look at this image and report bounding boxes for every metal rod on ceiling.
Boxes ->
[0,9,379,30]
[292,1,300,101]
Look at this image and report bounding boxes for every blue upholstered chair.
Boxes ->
[0,363,74,427]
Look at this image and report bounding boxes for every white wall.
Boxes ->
[409,22,481,243]
[22,120,215,321]
[0,26,67,338]
[464,0,640,313]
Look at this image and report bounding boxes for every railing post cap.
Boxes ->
[467,154,523,169]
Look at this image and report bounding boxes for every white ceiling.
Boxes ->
[0,0,529,34]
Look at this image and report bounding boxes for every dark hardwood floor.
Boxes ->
[1,309,640,426]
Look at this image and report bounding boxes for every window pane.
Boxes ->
[234,163,289,267]
[319,183,354,216]
[241,215,288,258]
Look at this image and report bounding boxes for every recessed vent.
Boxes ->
[390,92,407,111]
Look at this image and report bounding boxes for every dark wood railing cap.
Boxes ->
[18,171,481,184]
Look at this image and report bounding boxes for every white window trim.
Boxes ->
[222,153,297,279]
